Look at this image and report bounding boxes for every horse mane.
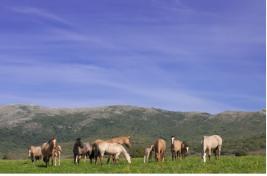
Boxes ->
[119,145,131,164]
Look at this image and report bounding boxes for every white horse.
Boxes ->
[201,135,222,162]
[93,142,131,165]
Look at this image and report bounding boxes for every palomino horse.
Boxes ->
[92,141,131,165]
[105,136,131,148]
[201,135,222,162]
[28,145,42,163]
[154,138,166,162]
[92,136,131,163]
[144,145,154,163]
[171,136,189,160]
[41,137,57,167]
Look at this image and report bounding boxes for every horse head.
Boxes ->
[49,137,57,148]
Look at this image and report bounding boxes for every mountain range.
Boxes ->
[0,104,265,159]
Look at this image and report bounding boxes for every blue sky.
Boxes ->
[0,0,265,113]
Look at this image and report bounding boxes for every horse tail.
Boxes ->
[120,145,131,164]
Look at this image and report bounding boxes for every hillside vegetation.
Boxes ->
[0,104,265,159]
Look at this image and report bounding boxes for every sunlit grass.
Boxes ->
[0,155,265,173]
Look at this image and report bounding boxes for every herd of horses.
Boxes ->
[28,135,223,167]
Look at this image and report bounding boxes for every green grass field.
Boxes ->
[0,155,265,173]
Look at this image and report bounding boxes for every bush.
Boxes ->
[234,150,247,156]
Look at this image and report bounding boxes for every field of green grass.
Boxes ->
[0,155,265,173]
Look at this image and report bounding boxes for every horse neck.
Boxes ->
[120,146,131,164]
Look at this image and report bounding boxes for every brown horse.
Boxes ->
[28,145,42,163]
[41,137,57,167]
[154,138,166,162]
[171,136,189,160]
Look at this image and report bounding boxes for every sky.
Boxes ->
[0,0,265,113]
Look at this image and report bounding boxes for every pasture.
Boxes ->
[0,155,265,173]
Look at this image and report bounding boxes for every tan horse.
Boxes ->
[144,145,154,163]
[41,137,57,167]
[105,136,131,148]
[171,136,189,160]
[51,144,62,166]
[28,145,42,163]
[154,138,166,162]
[201,135,222,163]
[92,136,131,163]
[93,141,131,165]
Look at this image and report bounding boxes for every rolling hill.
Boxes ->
[0,104,265,159]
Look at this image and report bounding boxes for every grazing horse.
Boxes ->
[28,145,42,163]
[171,136,189,160]
[144,145,154,163]
[201,135,222,163]
[41,137,57,167]
[79,143,93,163]
[91,136,131,163]
[154,138,166,162]
[92,141,131,165]
[51,144,62,166]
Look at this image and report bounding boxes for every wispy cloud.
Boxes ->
[0,62,238,113]
[9,6,71,25]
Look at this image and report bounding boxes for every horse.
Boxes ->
[105,136,131,148]
[201,135,222,162]
[154,138,166,162]
[28,145,42,163]
[73,138,83,164]
[79,142,92,163]
[41,137,57,167]
[144,145,154,163]
[91,136,131,163]
[92,141,131,165]
[171,136,189,160]
[51,144,62,166]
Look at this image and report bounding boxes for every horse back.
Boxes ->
[154,139,166,153]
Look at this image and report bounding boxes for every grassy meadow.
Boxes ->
[0,155,265,173]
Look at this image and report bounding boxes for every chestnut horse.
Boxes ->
[154,138,166,162]
[41,137,57,167]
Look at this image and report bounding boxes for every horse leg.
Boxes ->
[208,149,211,161]
[162,151,165,162]
[59,154,61,166]
[218,145,221,160]
[99,156,103,166]
[107,156,110,164]
[84,155,87,162]
[114,153,120,164]
[144,155,146,163]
